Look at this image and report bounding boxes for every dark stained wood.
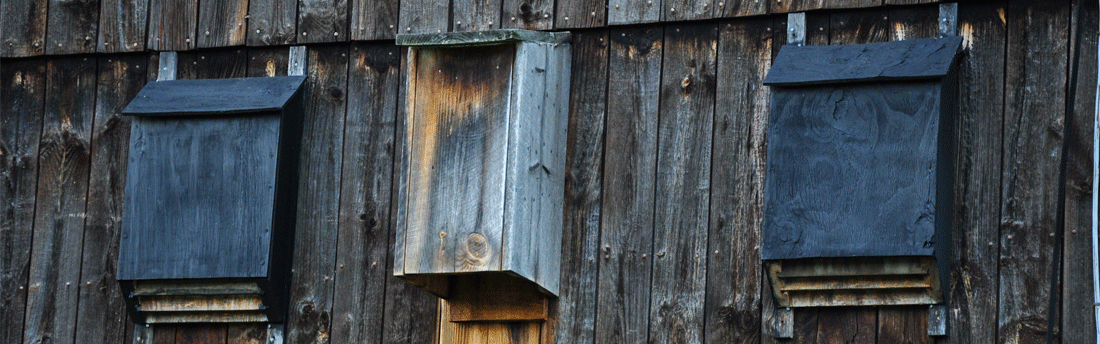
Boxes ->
[948,3,1006,343]
[1063,1,1098,343]
[771,0,826,14]
[814,308,877,343]
[227,323,266,344]
[350,0,398,39]
[197,0,248,48]
[805,12,830,46]
[98,0,149,52]
[397,0,449,34]
[885,0,937,4]
[285,45,349,344]
[453,0,502,31]
[662,0,713,22]
[23,57,96,344]
[595,26,662,344]
[247,0,297,45]
[889,5,939,41]
[176,324,228,344]
[46,0,100,54]
[330,42,399,344]
[555,30,608,344]
[553,0,604,28]
[297,0,349,43]
[123,78,305,116]
[706,18,771,344]
[396,30,569,47]
[824,0,880,10]
[176,48,248,79]
[247,47,291,77]
[147,0,198,51]
[0,0,48,56]
[648,23,716,344]
[502,0,553,30]
[999,1,1069,343]
[0,59,46,344]
[74,55,147,344]
[607,0,659,25]
[764,37,962,86]
[715,0,766,18]
[830,9,892,45]
[878,307,932,344]
[153,325,176,344]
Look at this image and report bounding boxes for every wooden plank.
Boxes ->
[284,45,349,344]
[125,76,305,116]
[247,0,297,45]
[74,55,147,344]
[947,3,1006,343]
[648,22,716,344]
[555,30,608,344]
[197,0,248,48]
[297,0,349,43]
[23,56,96,344]
[806,11,830,46]
[397,0,448,34]
[0,59,46,344]
[46,0,100,54]
[176,48,249,79]
[441,322,541,344]
[350,0,398,39]
[147,0,198,50]
[98,0,149,52]
[607,0,659,25]
[151,325,174,344]
[330,42,400,344]
[889,5,939,41]
[453,0,502,31]
[771,0,825,14]
[999,1,1070,343]
[715,0,766,18]
[1063,0,1098,342]
[765,37,962,86]
[247,47,291,77]
[227,324,266,344]
[502,0,553,30]
[787,12,806,46]
[830,8,892,45]
[662,0,713,22]
[812,307,877,343]
[553,0,604,28]
[705,18,771,344]
[885,0,937,4]
[176,325,228,344]
[878,307,932,344]
[595,26,662,344]
[446,275,549,322]
[0,0,48,56]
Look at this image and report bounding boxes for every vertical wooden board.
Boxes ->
[285,45,348,344]
[648,23,716,344]
[889,5,939,41]
[22,57,96,344]
[813,308,876,343]
[502,0,553,30]
[350,0,398,39]
[297,0,349,43]
[662,0,714,22]
[227,324,266,344]
[999,1,1069,343]
[453,0,502,31]
[397,0,449,34]
[247,0,297,45]
[886,0,937,4]
[555,30,608,344]
[442,322,541,344]
[830,9,891,45]
[771,0,825,14]
[0,0,48,56]
[553,0,604,29]
[331,42,400,344]
[706,18,771,344]
[197,0,248,48]
[247,47,291,77]
[595,26,662,344]
[607,0,660,25]
[822,0,880,10]
[715,0,767,18]
[176,325,228,344]
[1063,1,1098,343]
[176,48,248,79]
[805,12,830,46]
[99,0,149,52]
[152,325,176,344]
[947,3,1006,344]
[771,16,787,61]
[0,59,46,344]
[46,0,100,54]
[878,307,932,344]
[74,55,147,344]
[147,0,198,50]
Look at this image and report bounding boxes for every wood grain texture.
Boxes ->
[453,0,502,31]
[397,0,448,34]
[805,12,830,46]
[706,18,771,344]
[175,324,227,344]
[807,307,877,343]
[440,321,541,344]
[351,0,398,39]
[0,0,48,56]
[98,0,149,52]
[285,45,348,344]
[830,9,892,45]
[885,0,937,4]
[553,0,604,28]
[247,47,291,77]
[889,5,939,41]
[999,1,1069,343]
[607,0,659,25]
[247,0,297,45]
[227,323,266,344]
[662,0,713,22]
[23,57,96,344]
[176,48,248,79]
[771,0,826,14]
[297,0,349,43]
[46,0,100,54]
[330,42,399,344]
[197,0,248,48]
[152,325,175,344]
[648,23,716,344]
[878,307,932,344]
[555,30,607,344]
[74,55,146,344]
[147,0,198,50]
[502,0,554,30]
[595,26,662,344]
[715,0,766,18]
[947,3,1006,343]
[0,59,46,344]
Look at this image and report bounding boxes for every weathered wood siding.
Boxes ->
[0,1,1096,344]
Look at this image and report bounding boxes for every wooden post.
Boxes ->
[157,52,177,81]
[939,3,958,38]
[288,46,307,76]
[787,12,805,46]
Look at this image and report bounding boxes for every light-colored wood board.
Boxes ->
[452,0,503,31]
[397,0,449,34]
[553,0,604,28]
[297,0,349,43]
[607,0,660,25]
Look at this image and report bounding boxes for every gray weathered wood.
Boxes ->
[297,0,348,43]
[23,56,96,344]
[267,323,284,344]
[595,26,662,344]
[662,0,712,22]
[939,3,958,38]
[0,0,48,56]
[396,29,570,47]
[928,305,948,336]
[133,325,153,344]
[247,47,290,77]
[452,0,502,32]
[607,0,659,25]
[773,308,793,338]
[350,0,398,39]
[787,12,806,46]
[147,0,198,51]
[157,52,178,81]
[197,0,248,48]
[502,0,554,30]
[288,46,307,76]
[877,307,934,343]
[175,48,248,80]
[98,0,148,52]
[123,76,306,116]
[397,0,448,34]
[46,0,100,54]
[715,0,766,18]
[553,0,604,28]
[764,37,962,86]
[247,0,297,45]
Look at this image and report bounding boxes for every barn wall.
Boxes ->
[0,1,1096,344]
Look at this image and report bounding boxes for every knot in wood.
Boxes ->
[465,233,489,260]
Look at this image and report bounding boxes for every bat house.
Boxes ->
[393,30,571,321]
[761,37,962,308]
[116,76,306,324]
